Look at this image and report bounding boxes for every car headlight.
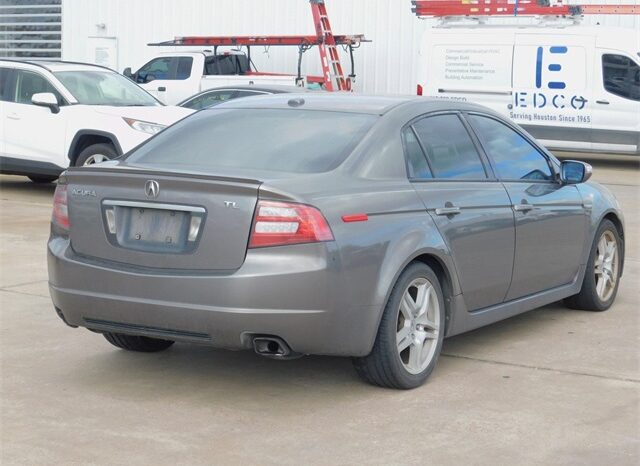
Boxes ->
[123,117,166,135]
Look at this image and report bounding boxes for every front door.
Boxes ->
[3,69,67,167]
[135,56,196,104]
[591,51,640,154]
[465,113,588,300]
[405,113,515,311]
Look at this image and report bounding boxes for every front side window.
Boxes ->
[13,70,63,105]
[135,57,193,83]
[468,114,553,181]
[412,114,487,180]
[126,109,377,174]
[602,54,640,101]
[55,71,159,106]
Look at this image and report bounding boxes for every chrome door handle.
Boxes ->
[513,203,534,212]
[435,206,461,216]
[7,113,20,120]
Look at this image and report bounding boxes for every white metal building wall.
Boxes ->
[61,0,639,95]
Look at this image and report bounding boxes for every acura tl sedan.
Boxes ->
[48,95,625,389]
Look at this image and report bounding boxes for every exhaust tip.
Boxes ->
[252,336,298,359]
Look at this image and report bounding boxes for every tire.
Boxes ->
[353,262,445,389]
[564,219,623,311]
[74,143,118,167]
[103,332,175,352]
[28,176,57,183]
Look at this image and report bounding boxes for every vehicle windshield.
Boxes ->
[55,70,160,106]
[125,109,377,174]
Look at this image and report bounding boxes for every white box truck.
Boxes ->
[417,26,640,155]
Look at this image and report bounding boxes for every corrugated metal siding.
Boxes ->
[61,0,639,94]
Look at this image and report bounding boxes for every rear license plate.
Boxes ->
[121,207,189,251]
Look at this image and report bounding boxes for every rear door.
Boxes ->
[512,34,594,151]
[591,51,640,154]
[466,113,588,300]
[407,113,515,311]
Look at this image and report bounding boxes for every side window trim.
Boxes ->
[403,111,494,182]
[462,111,558,183]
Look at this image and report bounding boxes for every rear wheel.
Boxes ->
[353,262,445,389]
[75,143,118,167]
[103,332,175,352]
[564,219,622,311]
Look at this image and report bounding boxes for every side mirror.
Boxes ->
[31,92,60,114]
[123,67,133,78]
[561,160,592,184]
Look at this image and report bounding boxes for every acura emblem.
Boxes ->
[145,180,160,198]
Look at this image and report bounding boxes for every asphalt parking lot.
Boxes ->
[1,154,638,465]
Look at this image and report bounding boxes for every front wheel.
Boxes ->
[74,143,118,167]
[564,219,623,311]
[353,262,445,389]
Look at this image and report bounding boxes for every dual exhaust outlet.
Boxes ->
[252,336,299,359]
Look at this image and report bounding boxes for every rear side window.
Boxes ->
[126,109,377,174]
[602,54,640,101]
[402,127,432,179]
[467,115,553,181]
[181,90,236,110]
[412,114,486,179]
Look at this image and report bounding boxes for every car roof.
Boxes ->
[0,59,114,73]
[211,93,487,115]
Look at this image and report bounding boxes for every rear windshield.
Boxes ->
[125,109,376,174]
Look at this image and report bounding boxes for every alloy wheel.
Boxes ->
[83,153,109,165]
[594,230,619,302]
[396,277,440,374]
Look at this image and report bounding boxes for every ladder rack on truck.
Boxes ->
[412,0,639,21]
[149,0,368,91]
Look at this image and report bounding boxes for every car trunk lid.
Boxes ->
[65,167,260,271]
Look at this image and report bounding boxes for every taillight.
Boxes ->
[248,200,333,248]
[417,84,423,96]
[52,184,70,231]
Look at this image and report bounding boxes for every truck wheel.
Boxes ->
[564,219,623,311]
[353,262,445,389]
[28,176,57,183]
[75,143,118,166]
[103,332,175,352]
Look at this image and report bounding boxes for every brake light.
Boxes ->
[248,200,333,248]
[52,184,70,230]
[417,84,423,96]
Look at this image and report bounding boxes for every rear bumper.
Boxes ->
[47,237,379,356]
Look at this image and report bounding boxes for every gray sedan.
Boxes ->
[48,95,625,389]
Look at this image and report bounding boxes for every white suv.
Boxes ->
[0,60,194,183]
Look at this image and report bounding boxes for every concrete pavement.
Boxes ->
[1,154,638,465]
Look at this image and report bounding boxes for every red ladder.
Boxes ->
[412,0,640,17]
[310,0,350,91]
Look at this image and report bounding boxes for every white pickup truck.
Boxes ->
[124,51,305,105]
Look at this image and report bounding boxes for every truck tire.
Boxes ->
[103,332,175,352]
[74,143,118,167]
[353,262,445,389]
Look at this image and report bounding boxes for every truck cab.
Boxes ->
[125,51,304,105]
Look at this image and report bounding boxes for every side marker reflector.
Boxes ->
[342,214,369,223]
